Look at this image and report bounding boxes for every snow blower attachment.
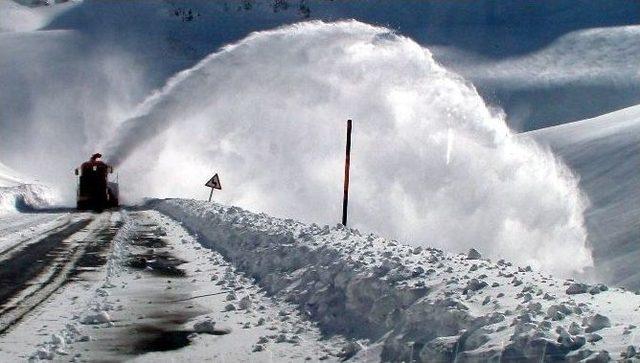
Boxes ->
[74,153,119,211]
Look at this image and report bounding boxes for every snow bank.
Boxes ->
[0,161,55,213]
[0,184,55,213]
[105,21,590,276]
[152,198,640,362]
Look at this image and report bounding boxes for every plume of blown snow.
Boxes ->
[103,21,591,276]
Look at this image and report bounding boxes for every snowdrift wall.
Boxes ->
[106,21,590,276]
[0,161,56,213]
[151,199,633,362]
[0,184,54,214]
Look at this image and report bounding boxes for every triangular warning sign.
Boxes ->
[205,173,222,190]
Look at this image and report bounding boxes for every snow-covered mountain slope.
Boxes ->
[151,198,640,362]
[2,0,638,194]
[42,0,640,131]
[447,25,640,131]
[0,0,72,32]
[526,105,640,289]
[1,0,636,189]
[1,0,638,162]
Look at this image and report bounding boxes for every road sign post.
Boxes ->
[342,119,352,226]
[205,173,222,202]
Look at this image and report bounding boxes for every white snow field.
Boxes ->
[149,198,640,362]
[526,105,640,290]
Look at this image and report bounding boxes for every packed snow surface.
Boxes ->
[104,21,590,276]
[151,198,640,361]
[527,105,640,289]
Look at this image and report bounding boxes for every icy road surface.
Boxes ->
[0,209,344,362]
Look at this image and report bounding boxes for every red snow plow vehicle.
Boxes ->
[74,153,119,211]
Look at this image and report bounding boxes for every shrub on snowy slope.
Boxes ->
[152,198,639,362]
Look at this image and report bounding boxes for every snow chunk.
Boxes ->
[193,319,217,334]
[238,296,252,310]
[80,311,111,325]
[466,248,482,260]
[565,282,589,295]
[584,314,611,333]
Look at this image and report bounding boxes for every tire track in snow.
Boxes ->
[0,215,72,260]
[0,212,122,335]
[0,214,59,235]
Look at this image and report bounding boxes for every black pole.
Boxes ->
[342,119,352,226]
[208,188,214,202]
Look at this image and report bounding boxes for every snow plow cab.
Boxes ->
[74,153,119,211]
